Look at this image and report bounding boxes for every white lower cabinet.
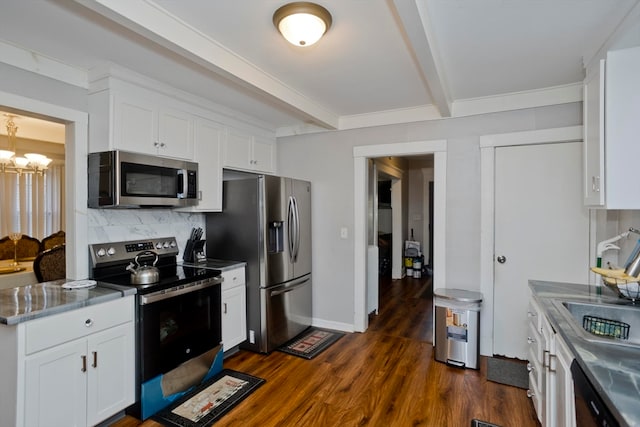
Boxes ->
[552,333,576,427]
[0,296,135,427]
[527,296,576,427]
[221,267,247,352]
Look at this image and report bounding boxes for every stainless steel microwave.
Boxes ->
[88,150,198,208]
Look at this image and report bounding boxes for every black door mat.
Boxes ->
[152,369,265,426]
[278,327,345,359]
[486,356,528,389]
[471,419,502,427]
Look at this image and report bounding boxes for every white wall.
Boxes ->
[277,103,582,331]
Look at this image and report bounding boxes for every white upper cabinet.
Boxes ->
[89,84,194,160]
[583,59,605,206]
[176,118,224,212]
[223,127,276,173]
[583,46,640,208]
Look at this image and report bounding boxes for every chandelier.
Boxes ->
[0,115,52,175]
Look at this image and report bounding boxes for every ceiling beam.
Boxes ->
[392,0,451,117]
[72,0,339,129]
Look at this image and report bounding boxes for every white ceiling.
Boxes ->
[0,0,639,136]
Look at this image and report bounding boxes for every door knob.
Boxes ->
[497,255,506,264]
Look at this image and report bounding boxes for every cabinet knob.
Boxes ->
[527,362,534,372]
[526,389,534,398]
[85,318,93,327]
[81,355,87,373]
[92,351,98,368]
[527,336,535,344]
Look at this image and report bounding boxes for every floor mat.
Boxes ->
[152,369,265,426]
[486,356,528,389]
[278,327,345,359]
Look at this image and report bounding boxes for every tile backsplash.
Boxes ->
[87,208,205,258]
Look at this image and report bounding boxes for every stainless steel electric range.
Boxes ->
[89,237,223,419]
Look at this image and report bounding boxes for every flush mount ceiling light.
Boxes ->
[273,2,332,47]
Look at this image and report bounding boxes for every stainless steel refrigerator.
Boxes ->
[206,174,312,353]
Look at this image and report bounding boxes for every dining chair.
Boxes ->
[0,237,13,260]
[41,230,66,251]
[0,235,41,261]
[33,244,66,282]
[17,235,41,260]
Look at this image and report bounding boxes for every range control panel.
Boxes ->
[90,237,179,266]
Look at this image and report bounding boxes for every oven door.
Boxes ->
[138,279,221,382]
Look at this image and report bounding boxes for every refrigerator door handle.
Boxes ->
[292,195,300,262]
[269,276,311,296]
[287,196,296,263]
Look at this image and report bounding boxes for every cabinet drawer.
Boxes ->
[528,319,544,364]
[528,345,543,390]
[25,297,134,355]
[221,268,245,291]
[528,375,543,424]
[527,299,542,331]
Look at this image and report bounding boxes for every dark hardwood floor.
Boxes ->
[112,274,540,427]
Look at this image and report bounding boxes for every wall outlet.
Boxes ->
[340,227,348,239]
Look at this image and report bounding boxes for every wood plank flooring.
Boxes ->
[111,275,540,427]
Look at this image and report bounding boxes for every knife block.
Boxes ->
[183,239,206,263]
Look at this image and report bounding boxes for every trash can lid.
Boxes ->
[434,288,483,303]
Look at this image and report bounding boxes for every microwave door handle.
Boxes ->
[176,169,187,199]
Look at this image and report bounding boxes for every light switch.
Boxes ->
[340,227,348,239]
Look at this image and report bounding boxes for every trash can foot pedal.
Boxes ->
[446,359,466,368]
[471,420,502,427]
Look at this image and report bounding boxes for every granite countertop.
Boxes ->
[0,279,136,325]
[530,280,640,427]
[180,259,246,272]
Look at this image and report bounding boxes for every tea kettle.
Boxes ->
[126,250,159,285]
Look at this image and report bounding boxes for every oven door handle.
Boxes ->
[139,277,222,305]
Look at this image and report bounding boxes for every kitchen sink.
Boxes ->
[552,299,640,349]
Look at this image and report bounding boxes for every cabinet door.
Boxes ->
[158,107,194,160]
[222,285,247,350]
[192,119,223,211]
[86,323,135,427]
[114,93,157,156]
[252,136,275,173]
[553,334,576,427]
[583,59,605,206]
[605,46,640,209]
[541,315,555,427]
[24,339,88,427]
[224,128,253,170]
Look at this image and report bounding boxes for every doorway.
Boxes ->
[353,140,447,332]
[0,90,89,279]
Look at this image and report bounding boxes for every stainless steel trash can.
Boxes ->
[434,288,483,369]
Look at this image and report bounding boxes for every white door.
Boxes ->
[493,141,589,359]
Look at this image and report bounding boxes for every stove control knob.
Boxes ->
[107,247,116,256]
[96,248,106,257]
[163,241,170,248]
[170,240,177,248]
[155,242,163,250]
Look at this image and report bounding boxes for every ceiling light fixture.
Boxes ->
[273,2,332,47]
[0,115,52,175]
